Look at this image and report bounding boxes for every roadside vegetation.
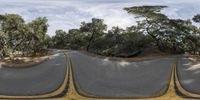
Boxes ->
[51,6,200,57]
[1,5,200,61]
[0,14,51,64]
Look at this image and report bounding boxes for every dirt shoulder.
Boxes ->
[186,55,200,63]
[0,52,53,68]
[79,49,173,62]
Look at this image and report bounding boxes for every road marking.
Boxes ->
[153,64,182,100]
[63,55,185,100]
[174,61,200,98]
[0,53,198,100]
[0,52,69,99]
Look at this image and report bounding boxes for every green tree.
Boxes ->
[28,17,49,55]
[124,6,198,54]
[191,14,200,54]
[52,29,68,49]
[80,18,107,51]
[0,32,5,58]
[0,15,4,57]
[45,34,53,48]
[0,14,25,56]
[166,19,196,53]
[124,6,170,51]
[193,14,200,23]
[103,26,125,55]
[124,25,151,52]
[67,29,87,49]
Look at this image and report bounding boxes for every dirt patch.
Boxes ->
[186,55,200,63]
[79,49,173,62]
[0,51,53,68]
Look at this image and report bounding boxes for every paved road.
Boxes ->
[177,55,200,94]
[70,51,176,98]
[0,51,67,96]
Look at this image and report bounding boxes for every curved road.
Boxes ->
[1,50,199,99]
[0,50,67,96]
[177,55,200,94]
[70,51,176,98]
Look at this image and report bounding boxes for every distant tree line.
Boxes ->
[51,6,200,57]
[1,6,200,58]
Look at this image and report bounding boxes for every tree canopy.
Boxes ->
[1,5,200,58]
[0,14,49,58]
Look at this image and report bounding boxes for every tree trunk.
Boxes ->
[86,32,95,51]
[146,26,163,51]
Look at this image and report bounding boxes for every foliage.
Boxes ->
[124,6,200,54]
[80,18,107,51]
[193,14,200,23]
[1,5,200,58]
[0,14,49,58]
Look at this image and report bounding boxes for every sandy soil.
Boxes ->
[0,56,49,64]
[0,51,53,68]
[79,49,173,62]
[187,55,200,63]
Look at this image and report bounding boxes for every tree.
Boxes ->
[80,18,107,51]
[124,6,198,54]
[124,25,151,51]
[67,29,87,49]
[44,34,53,48]
[165,19,197,53]
[0,32,5,58]
[0,15,4,57]
[28,17,49,55]
[0,14,25,57]
[52,29,68,49]
[193,14,200,23]
[124,6,170,51]
[103,26,125,55]
[191,14,200,54]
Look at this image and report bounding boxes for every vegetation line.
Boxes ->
[1,5,200,59]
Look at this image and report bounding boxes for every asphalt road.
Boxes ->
[177,55,200,94]
[0,51,67,96]
[70,51,176,98]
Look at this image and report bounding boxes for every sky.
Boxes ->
[0,0,200,36]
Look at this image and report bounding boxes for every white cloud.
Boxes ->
[0,0,200,36]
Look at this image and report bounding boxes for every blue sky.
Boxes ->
[0,0,200,36]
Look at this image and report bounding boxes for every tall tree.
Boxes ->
[28,17,48,55]
[0,32,5,57]
[193,14,200,23]
[0,15,4,57]
[52,29,68,48]
[191,14,200,54]
[1,14,25,56]
[80,18,107,51]
[124,6,169,51]
[67,29,87,49]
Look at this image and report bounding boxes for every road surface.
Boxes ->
[70,51,176,98]
[177,55,200,94]
[0,51,67,96]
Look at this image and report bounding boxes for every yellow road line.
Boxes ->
[63,53,89,100]
[63,55,184,100]
[2,54,195,100]
[0,52,69,99]
[154,64,182,100]
[174,62,200,98]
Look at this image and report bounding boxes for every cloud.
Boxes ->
[0,0,200,36]
[162,2,200,19]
